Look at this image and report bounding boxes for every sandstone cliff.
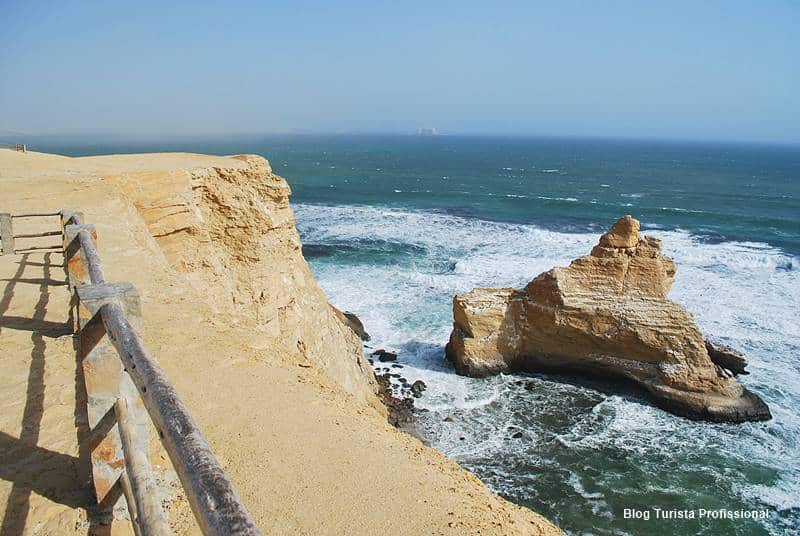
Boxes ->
[104,154,381,407]
[446,215,771,423]
[0,149,562,535]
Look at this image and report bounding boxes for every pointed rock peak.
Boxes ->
[598,215,640,249]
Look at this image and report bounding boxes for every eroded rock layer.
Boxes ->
[446,216,771,423]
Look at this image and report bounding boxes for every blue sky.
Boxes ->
[1,0,798,143]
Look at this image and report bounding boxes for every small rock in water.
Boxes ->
[372,349,398,362]
[391,363,404,368]
[524,382,535,391]
[410,380,427,398]
[443,416,454,422]
[512,431,523,439]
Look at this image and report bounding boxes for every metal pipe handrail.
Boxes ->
[100,302,261,536]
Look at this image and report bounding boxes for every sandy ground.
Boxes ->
[0,149,562,535]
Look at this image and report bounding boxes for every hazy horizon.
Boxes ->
[2,1,799,144]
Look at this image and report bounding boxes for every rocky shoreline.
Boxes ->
[367,348,428,433]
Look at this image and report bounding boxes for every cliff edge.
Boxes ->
[0,149,562,535]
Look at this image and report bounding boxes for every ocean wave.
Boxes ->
[537,196,579,202]
[659,206,707,214]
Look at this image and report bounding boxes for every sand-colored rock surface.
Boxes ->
[0,149,562,535]
[446,215,770,423]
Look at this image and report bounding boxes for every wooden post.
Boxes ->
[77,283,150,512]
[115,398,172,535]
[0,213,13,255]
[60,209,85,229]
[63,223,98,288]
[119,473,141,536]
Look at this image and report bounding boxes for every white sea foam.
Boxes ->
[293,203,800,521]
[537,196,579,202]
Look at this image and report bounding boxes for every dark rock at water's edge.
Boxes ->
[343,312,371,341]
[372,349,398,362]
[410,380,427,398]
[329,304,371,341]
[705,340,749,376]
[446,215,772,424]
[374,372,424,439]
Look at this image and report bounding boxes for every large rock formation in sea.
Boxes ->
[446,215,771,423]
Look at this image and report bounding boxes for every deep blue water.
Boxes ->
[17,134,800,535]
[18,134,800,254]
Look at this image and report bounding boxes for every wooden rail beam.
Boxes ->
[100,302,261,536]
[116,397,172,535]
[64,224,105,287]
[119,473,142,536]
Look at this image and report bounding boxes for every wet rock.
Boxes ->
[411,380,427,398]
[705,340,749,375]
[372,349,398,362]
[375,373,415,428]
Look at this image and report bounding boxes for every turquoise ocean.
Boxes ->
[30,135,800,535]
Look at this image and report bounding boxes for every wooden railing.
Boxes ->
[0,211,63,255]
[3,209,261,535]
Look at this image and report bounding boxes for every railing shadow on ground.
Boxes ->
[0,253,86,535]
[0,252,115,536]
[1,210,261,536]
